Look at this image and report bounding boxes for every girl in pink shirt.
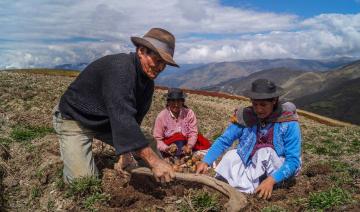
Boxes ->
[153,88,210,157]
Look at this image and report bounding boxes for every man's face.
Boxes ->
[251,99,277,119]
[138,47,167,79]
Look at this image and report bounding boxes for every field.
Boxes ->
[0,71,359,211]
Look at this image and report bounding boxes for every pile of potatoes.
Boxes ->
[169,154,204,173]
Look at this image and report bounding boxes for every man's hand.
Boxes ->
[195,161,209,174]
[151,159,175,183]
[255,176,276,200]
[114,153,137,177]
[182,145,192,155]
[136,146,175,183]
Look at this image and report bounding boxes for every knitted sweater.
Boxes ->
[59,53,154,155]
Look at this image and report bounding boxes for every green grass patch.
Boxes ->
[66,177,102,197]
[47,199,55,211]
[178,189,222,212]
[0,137,13,148]
[346,138,360,154]
[328,160,351,172]
[308,187,352,210]
[329,173,353,186]
[30,186,41,200]
[311,140,343,156]
[10,125,54,142]
[84,192,110,211]
[65,176,109,211]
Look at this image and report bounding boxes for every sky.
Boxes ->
[0,0,360,69]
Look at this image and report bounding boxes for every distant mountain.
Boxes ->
[206,59,360,99]
[54,63,88,71]
[155,57,356,89]
[203,68,308,101]
[294,77,360,125]
[155,63,204,87]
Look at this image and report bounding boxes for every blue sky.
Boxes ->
[0,0,359,68]
[221,0,360,18]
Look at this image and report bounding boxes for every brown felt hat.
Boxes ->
[243,79,285,99]
[131,28,179,67]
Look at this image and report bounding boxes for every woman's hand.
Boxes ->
[255,176,276,200]
[167,143,178,155]
[195,161,209,174]
[182,145,192,155]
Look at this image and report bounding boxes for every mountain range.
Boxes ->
[155,57,355,89]
[54,63,88,71]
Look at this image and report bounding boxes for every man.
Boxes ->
[52,28,178,183]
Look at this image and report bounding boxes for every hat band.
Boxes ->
[143,37,174,56]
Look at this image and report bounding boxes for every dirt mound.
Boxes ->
[101,168,227,211]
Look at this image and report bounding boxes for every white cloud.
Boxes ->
[176,13,360,63]
[0,0,359,68]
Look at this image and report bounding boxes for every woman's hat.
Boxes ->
[166,88,187,100]
[243,79,285,99]
[131,28,179,67]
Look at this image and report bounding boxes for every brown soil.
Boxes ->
[99,168,228,211]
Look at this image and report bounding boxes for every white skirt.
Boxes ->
[215,147,284,193]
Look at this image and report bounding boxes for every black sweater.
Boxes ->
[59,53,154,154]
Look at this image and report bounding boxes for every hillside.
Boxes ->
[295,77,360,125]
[155,58,355,89]
[203,68,308,100]
[0,71,359,211]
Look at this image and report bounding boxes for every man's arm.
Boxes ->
[136,146,175,183]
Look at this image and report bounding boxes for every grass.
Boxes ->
[55,168,65,191]
[84,192,110,211]
[10,125,54,142]
[65,176,109,211]
[308,187,352,210]
[47,199,55,211]
[178,189,222,212]
[66,177,102,197]
[0,137,13,147]
[30,186,41,200]
[346,138,360,153]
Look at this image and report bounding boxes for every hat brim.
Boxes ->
[243,87,285,99]
[131,37,179,67]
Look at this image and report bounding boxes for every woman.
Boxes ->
[196,79,301,200]
[153,88,211,157]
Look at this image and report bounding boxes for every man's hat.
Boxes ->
[243,79,285,99]
[166,88,187,100]
[131,28,179,67]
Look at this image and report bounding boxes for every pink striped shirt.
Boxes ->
[153,107,198,151]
